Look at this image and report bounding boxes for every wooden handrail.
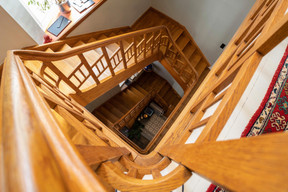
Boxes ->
[14,26,164,60]
[96,161,191,192]
[14,25,198,87]
[159,132,288,191]
[1,52,111,192]
[76,145,130,170]
[156,0,288,149]
[3,1,286,190]
[120,156,171,176]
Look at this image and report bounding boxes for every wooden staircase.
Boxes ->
[132,8,210,81]
[93,71,181,129]
[1,2,288,192]
[21,25,200,107]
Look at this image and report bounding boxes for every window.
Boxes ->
[19,0,59,30]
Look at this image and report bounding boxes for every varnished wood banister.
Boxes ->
[14,26,166,60]
[120,156,171,175]
[164,28,199,83]
[14,26,198,85]
[76,145,130,170]
[159,132,288,192]
[1,52,112,192]
[97,161,191,192]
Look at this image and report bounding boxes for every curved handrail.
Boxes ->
[120,156,171,175]
[97,161,191,191]
[0,51,111,192]
[14,26,198,82]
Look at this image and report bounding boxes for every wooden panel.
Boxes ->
[76,145,130,170]
[160,132,288,192]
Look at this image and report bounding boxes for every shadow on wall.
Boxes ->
[0,6,37,64]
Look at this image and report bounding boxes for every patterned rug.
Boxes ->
[207,44,288,192]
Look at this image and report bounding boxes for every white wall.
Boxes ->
[0,0,44,44]
[151,0,256,64]
[69,0,151,36]
[0,6,36,64]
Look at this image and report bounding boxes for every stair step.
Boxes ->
[117,93,135,109]
[122,40,131,49]
[176,34,190,51]
[159,82,171,98]
[109,99,130,114]
[195,59,208,77]
[88,37,97,43]
[87,38,104,56]
[73,40,85,47]
[126,88,143,101]
[183,43,197,59]
[99,106,119,123]
[104,102,125,119]
[45,47,80,78]
[189,50,202,68]
[134,84,148,95]
[109,32,117,37]
[59,44,82,66]
[136,72,150,86]
[122,90,140,105]
[141,75,157,91]
[97,34,108,40]
[153,76,167,91]
[172,28,184,41]
[163,89,176,106]
[73,40,101,66]
[130,86,145,98]
[93,111,114,128]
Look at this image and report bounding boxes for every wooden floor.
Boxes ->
[92,71,181,129]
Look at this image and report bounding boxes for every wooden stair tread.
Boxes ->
[109,99,130,114]
[117,93,135,109]
[196,59,209,77]
[122,90,140,105]
[73,40,102,66]
[104,102,125,119]
[58,44,82,66]
[183,43,197,59]
[125,88,143,101]
[136,72,150,86]
[129,86,145,98]
[45,48,80,77]
[172,28,184,41]
[134,84,148,95]
[159,82,171,97]
[93,111,114,128]
[176,35,190,51]
[189,50,202,68]
[98,106,119,123]
[97,34,108,40]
